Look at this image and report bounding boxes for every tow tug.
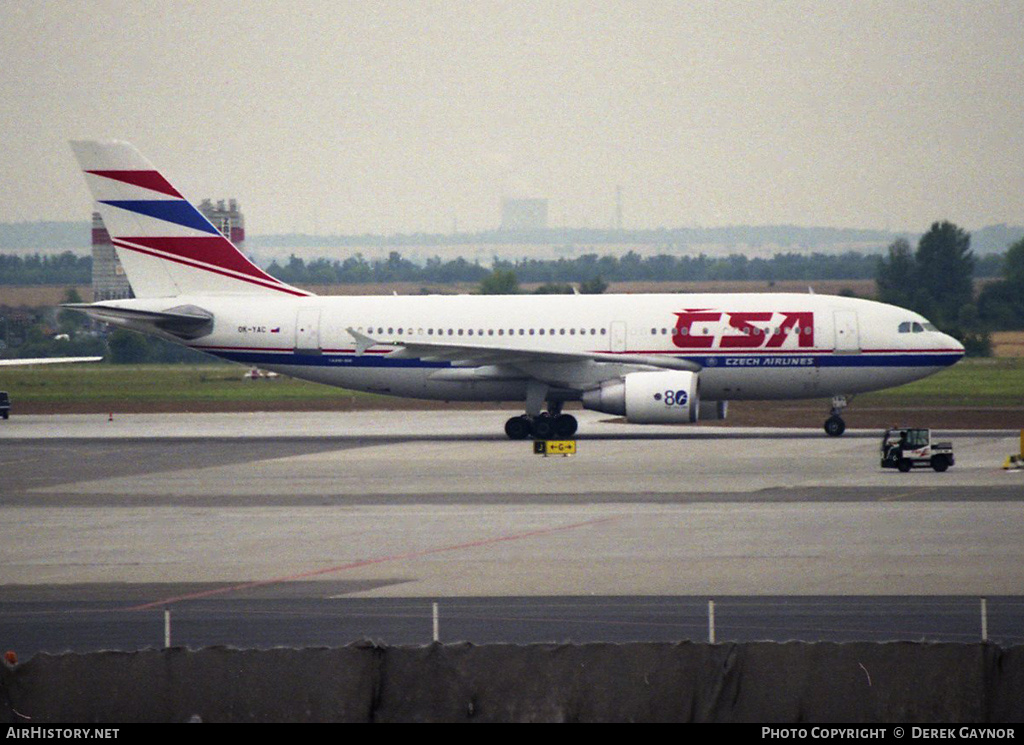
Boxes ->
[881,428,954,472]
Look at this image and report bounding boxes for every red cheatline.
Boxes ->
[125,516,620,611]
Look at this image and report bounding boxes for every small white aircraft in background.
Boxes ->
[0,356,103,420]
[65,140,964,438]
[0,357,103,367]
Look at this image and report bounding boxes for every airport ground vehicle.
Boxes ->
[880,428,954,472]
[0,391,9,420]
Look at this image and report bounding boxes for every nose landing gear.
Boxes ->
[824,395,849,437]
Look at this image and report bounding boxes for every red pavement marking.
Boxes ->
[126,515,620,611]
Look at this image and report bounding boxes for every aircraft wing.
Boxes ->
[347,327,700,389]
[0,356,103,366]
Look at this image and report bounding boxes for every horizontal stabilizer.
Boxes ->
[62,303,214,339]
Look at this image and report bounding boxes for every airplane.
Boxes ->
[65,140,965,438]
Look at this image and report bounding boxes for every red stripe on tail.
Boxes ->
[120,236,282,284]
[85,170,183,198]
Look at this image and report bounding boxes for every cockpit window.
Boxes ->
[923,322,938,331]
[912,322,924,333]
[898,322,911,333]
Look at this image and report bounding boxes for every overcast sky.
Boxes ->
[2,0,1023,236]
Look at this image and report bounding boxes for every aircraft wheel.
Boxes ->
[931,455,950,472]
[898,458,913,473]
[504,416,531,440]
[824,416,846,437]
[554,414,578,438]
[531,414,555,440]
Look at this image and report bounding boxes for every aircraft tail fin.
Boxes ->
[70,140,309,299]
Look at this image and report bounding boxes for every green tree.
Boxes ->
[914,221,975,326]
[579,276,608,294]
[978,237,1024,329]
[875,238,916,309]
[57,288,87,335]
[107,330,150,364]
[1004,237,1024,286]
[956,302,992,356]
[479,269,520,295]
[531,283,574,295]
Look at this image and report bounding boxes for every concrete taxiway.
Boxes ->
[2,410,1022,601]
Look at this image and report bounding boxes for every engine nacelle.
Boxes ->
[582,371,700,424]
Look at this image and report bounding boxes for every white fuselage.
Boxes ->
[124,292,963,404]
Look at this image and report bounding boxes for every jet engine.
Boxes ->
[582,370,699,424]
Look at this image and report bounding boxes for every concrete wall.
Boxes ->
[2,642,1022,723]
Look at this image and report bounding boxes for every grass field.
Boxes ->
[0,364,381,407]
[2,358,1022,410]
[859,357,1024,407]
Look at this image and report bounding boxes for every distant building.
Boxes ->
[198,198,246,246]
[91,199,245,300]
[90,212,130,301]
[501,198,548,232]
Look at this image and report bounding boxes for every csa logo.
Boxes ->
[672,310,815,349]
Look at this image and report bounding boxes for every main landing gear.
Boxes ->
[505,412,578,440]
[505,398,578,440]
[824,394,849,437]
[506,382,578,440]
